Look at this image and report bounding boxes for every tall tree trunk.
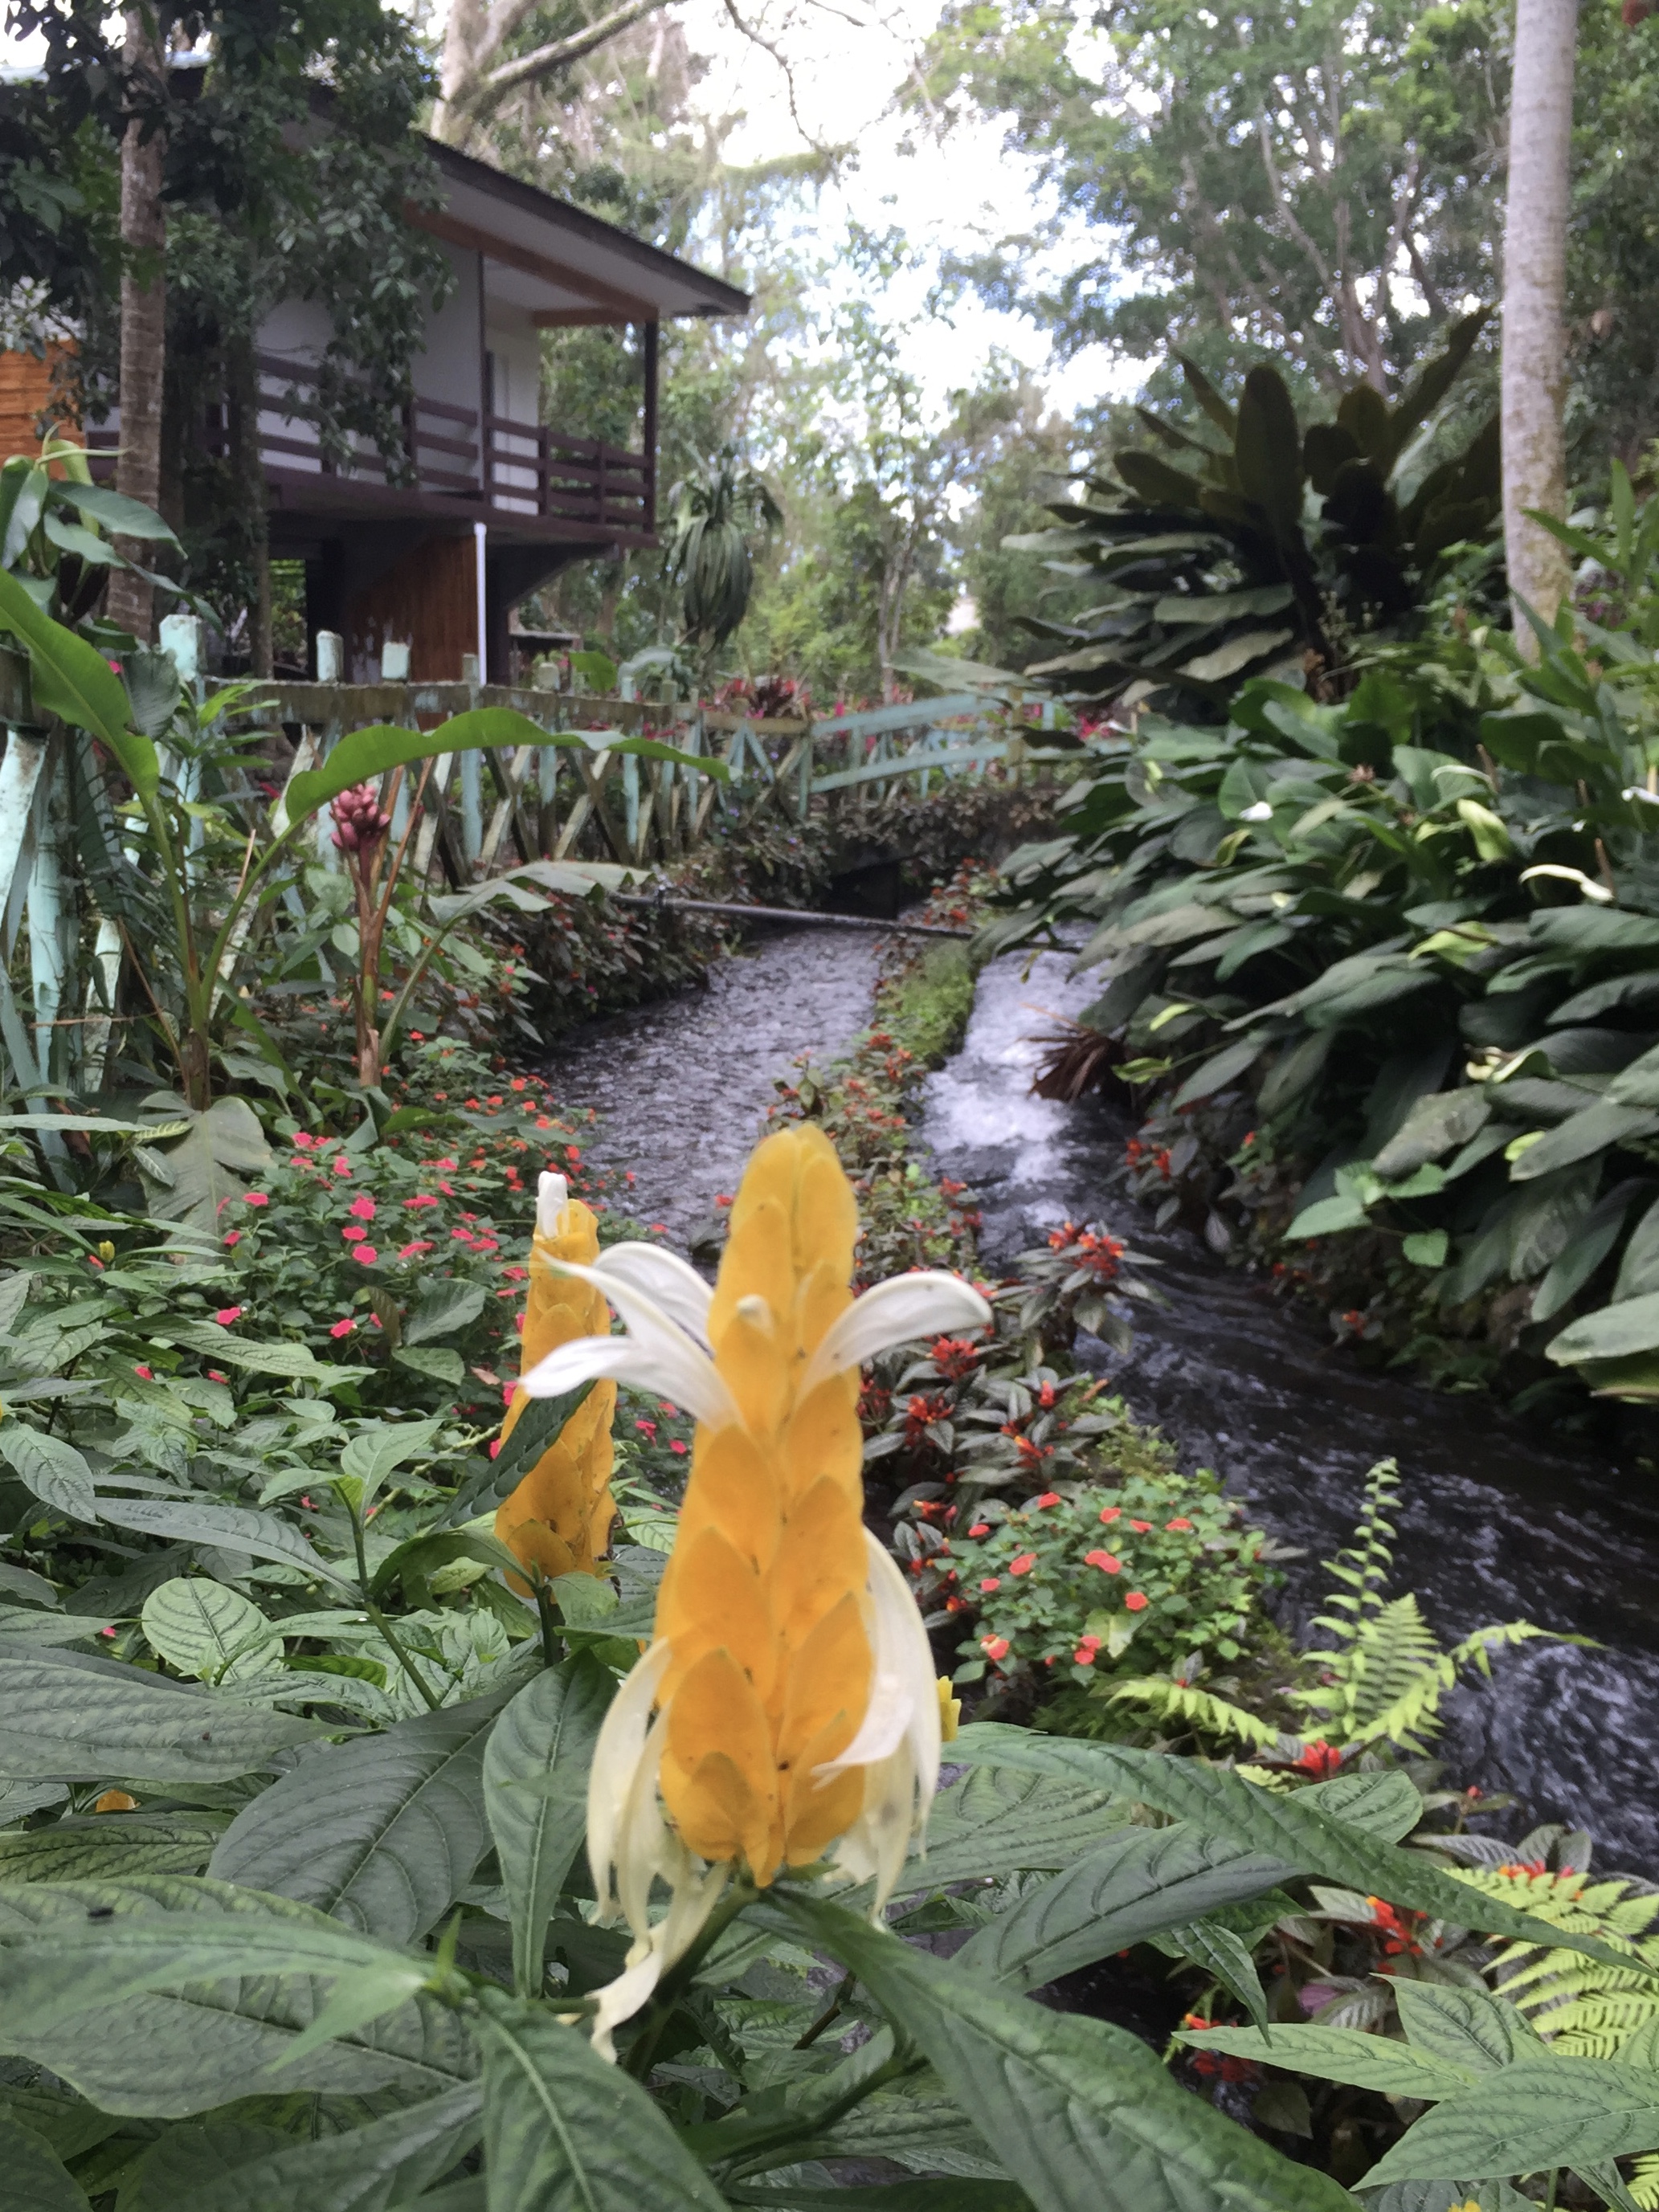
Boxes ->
[105,11,168,644]
[228,333,273,675]
[1501,0,1577,645]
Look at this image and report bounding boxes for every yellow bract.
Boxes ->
[495,1191,617,1588]
[654,1122,870,1883]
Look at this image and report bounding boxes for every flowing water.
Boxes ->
[554,928,1659,1871]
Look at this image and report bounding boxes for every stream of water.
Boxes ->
[554,929,1659,1871]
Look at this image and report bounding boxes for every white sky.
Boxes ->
[676,0,1135,422]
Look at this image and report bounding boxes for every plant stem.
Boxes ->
[535,1581,562,1669]
[622,1883,750,2081]
[349,1504,443,1712]
[794,1975,854,2048]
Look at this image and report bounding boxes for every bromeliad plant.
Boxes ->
[0,1126,1645,2211]
[1011,312,1500,715]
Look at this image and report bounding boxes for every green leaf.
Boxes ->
[136,1098,275,1235]
[484,1655,614,1997]
[482,1384,597,1506]
[283,712,723,827]
[209,1689,508,1945]
[141,1577,278,1683]
[340,1418,443,1516]
[370,1527,526,1604]
[0,1422,96,1520]
[0,1875,476,2116]
[57,484,180,544]
[93,1496,358,1594]
[404,1279,490,1345]
[1172,1038,1264,1108]
[1175,2023,1474,2099]
[731,2188,1029,2211]
[1403,1231,1449,1267]
[0,1812,224,1883]
[1361,2056,1659,2185]
[0,2112,91,2212]
[152,1322,339,1383]
[1236,365,1304,536]
[1113,450,1202,509]
[394,1346,465,1386]
[1507,1100,1659,1182]
[1391,1981,1542,2075]
[1285,1193,1371,1239]
[1372,1089,1491,1177]
[897,1766,1133,1895]
[1158,1917,1270,2034]
[947,1728,1638,1973]
[777,1897,1350,2212]
[1548,1288,1659,1366]
[0,1651,323,1781]
[957,1822,1301,1992]
[123,2084,484,2212]
[476,1989,729,2212]
[0,567,158,796]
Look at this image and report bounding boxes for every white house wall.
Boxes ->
[484,307,541,512]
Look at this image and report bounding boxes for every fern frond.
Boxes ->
[1448,1864,1659,2059]
[1105,1676,1284,1751]
[1628,2153,1659,2211]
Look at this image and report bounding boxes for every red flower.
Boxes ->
[1099,1505,1122,1524]
[404,1194,439,1210]
[979,1576,1002,1593]
[213,1306,243,1326]
[348,1195,376,1221]
[968,1521,991,1537]
[243,1192,269,1208]
[635,1418,658,1439]
[1364,1898,1425,1957]
[1129,1519,1151,1532]
[1165,1516,1194,1532]
[133,1364,153,1381]
[399,1239,434,1259]
[342,1225,368,1243]
[1009,1552,1037,1576]
[1073,1645,1097,1667]
[1033,1491,1062,1509]
[333,1157,352,1177]
[1124,1590,1149,1611]
[1291,1740,1343,1777]
[929,1335,980,1380]
[669,1441,687,1455]
[223,1229,243,1247]
[979,1635,1010,1662]
[207,1369,227,1383]
[353,1247,378,1265]
[329,1316,356,1338]
[1085,1549,1121,1573]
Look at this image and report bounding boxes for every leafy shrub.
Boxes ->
[942,1474,1265,1691]
[1011,313,1499,713]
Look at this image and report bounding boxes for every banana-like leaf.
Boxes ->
[0,567,158,796]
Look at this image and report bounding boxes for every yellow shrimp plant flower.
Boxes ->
[494,1173,619,1590]
[517,1123,991,2055]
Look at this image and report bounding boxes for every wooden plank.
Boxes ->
[570,751,633,866]
[810,741,1007,795]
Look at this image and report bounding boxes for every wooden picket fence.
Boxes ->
[0,616,1058,1110]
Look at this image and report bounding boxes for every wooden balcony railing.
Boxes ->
[85,353,654,537]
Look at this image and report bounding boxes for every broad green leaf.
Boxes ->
[1361,2056,1659,2184]
[1172,1038,1264,1108]
[93,1496,358,1594]
[1372,1089,1491,1178]
[0,1812,224,1883]
[0,1423,96,1520]
[57,483,179,543]
[283,711,725,827]
[123,2083,484,2212]
[0,1561,58,1606]
[948,1728,1637,1972]
[1175,2023,1475,2099]
[1548,1288,1659,1366]
[404,1279,489,1345]
[340,1418,443,1516]
[484,1655,613,1996]
[1361,2189,1538,2212]
[0,566,158,795]
[370,1527,525,1604]
[0,2085,119,2161]
[210,1689,508,1945]
[957,1822,1300,1992]
[0,1874,473,2116]
[0,1651,323,1781]
[394,1345,465,1386]
[476,1990,728,2212]
[141,1577,279,1682]
[0,2112,91,2212]
[1391,1981,1543,2074]
[0,1612,110,1649]
[1157,1917,1270,2034]
[778,1896,1350,2212]
[894,1765,1131,1894]
[137,1098,274,1235]
[1507,1100,1659,1182]
[153,1321,341,1382]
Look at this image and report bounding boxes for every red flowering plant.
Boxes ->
[1011,1214,1163,1353]
[901,1463,1266,1696]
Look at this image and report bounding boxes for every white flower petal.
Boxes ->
[518,1335,648,1401]
[821,1531,939,1770]
[1239,799,1274,823]
[832,1742,918,1916]
[801,1273,992,1395]
[536,1171,570,1235]
[587,1640,672,1919]
[525,1262,737,1430]
[595,1244,714,1347]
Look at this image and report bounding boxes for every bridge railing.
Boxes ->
[0,618,1073,1116]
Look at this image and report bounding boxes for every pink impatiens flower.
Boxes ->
[341,1225,367,1243]
[329,1316,356,1338]
[1085,1549,1121,1574]
[213,1306,243,1326]
[243,1192,269,1208]
[348,1195,376,1221]
[352,1246,378,1265]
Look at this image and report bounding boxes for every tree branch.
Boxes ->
[454,0,674,119]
